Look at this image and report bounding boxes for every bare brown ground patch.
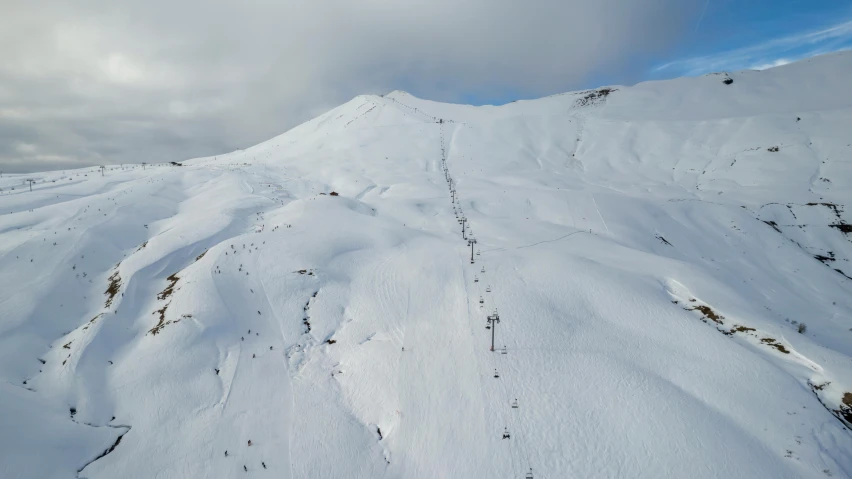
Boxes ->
[149,311,191,336]
[759,337,790,354]
[830,224,852,234]
[682,300,790,354]
[688,304,724,324]
[837,394,852,424]
[105,271,121,308]
[149,273,181,335]
[730,325,756,333]
[157,273,179,301]
[810,383,852,428]
[82,313,104,331]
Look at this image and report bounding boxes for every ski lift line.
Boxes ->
[481,266,535,473]
[478,297,529,474]
[493,348,533,475]
[438,121,534,478]
[458,247,521,477]
[492,369,523,477]
[486,333,527,478]
[501,352,536,471]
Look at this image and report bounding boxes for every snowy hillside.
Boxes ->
[2,51,852,479]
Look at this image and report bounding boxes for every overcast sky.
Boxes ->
[1,0,851,173]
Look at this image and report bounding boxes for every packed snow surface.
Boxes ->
[2,52,852,479]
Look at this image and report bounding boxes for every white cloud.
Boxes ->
[0,0,702,173]
[15,142,37,154]
[102,54,144,85]
[748,58,792,71]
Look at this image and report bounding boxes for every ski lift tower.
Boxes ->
[459,216,467,240]
[468,238,477,264]
[486,310,500,351]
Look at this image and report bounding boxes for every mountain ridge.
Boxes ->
[1,51,851,478]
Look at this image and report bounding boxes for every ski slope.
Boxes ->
[2,51,852,479]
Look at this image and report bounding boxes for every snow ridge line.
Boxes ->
[380,94,445,124]
[76,424,131,478]
[666,279,852,432]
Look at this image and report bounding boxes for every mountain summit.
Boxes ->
[2,51,852,478]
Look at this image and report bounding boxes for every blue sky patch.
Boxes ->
[651,0,852,77]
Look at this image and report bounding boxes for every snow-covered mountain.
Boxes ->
[2,51,852,479]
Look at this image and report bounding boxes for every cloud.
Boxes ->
[748,58,792,71]
[0,0,700,173]
[655,18,852,76]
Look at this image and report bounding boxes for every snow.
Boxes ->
[2,50,852,478]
